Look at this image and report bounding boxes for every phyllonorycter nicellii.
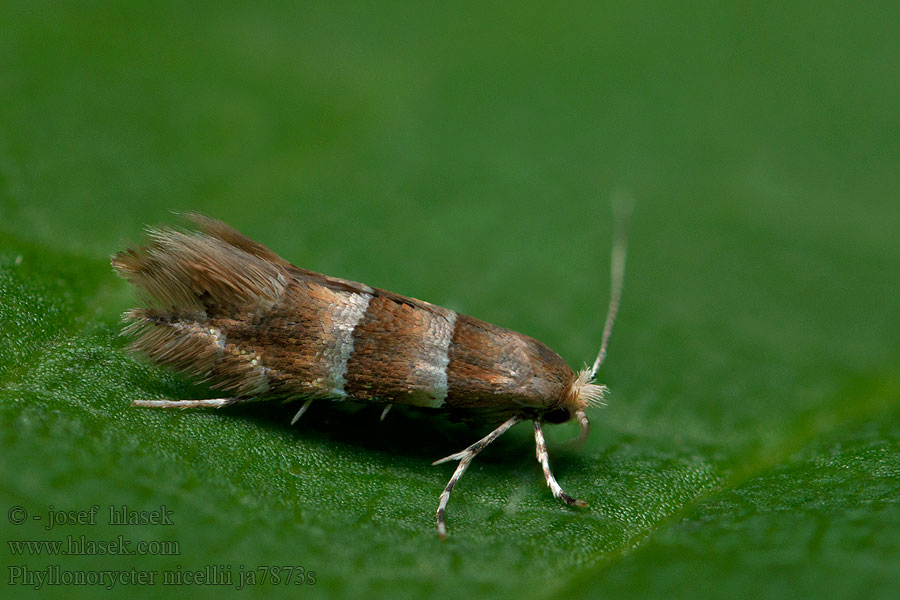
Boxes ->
[113,205,630,537]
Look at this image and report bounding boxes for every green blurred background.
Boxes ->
[1,1,898,598]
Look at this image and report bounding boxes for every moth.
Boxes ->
[113,211,629,537]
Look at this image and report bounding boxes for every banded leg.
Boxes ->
[132,398,248,409]
[431,415,522,538]
[534,420,587,507]
[290,398,314,425]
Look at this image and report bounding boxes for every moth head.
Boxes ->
[566,368,609,413]
[542,369,607,440]
[540,369,606,449]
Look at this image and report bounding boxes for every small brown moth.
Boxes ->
[113,208,629,537]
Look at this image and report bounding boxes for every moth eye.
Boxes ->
[543,407,571,424]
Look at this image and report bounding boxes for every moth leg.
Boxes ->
[132,398,247,409]
[569,409,591,447]
[431,415,522,538]
[290,398,314,425]
[533,420,587,507]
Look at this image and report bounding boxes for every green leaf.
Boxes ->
[2,1,898,598]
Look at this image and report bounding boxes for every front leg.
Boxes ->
[533,420,587,507]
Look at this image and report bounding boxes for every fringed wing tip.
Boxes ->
[110,248,142,278]
[111,216,291,311]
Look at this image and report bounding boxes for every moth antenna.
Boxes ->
[588,192,633,380]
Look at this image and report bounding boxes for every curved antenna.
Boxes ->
[589,192,633,380]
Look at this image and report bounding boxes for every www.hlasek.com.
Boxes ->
[8,565,317,590]
[8,535,180,557]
